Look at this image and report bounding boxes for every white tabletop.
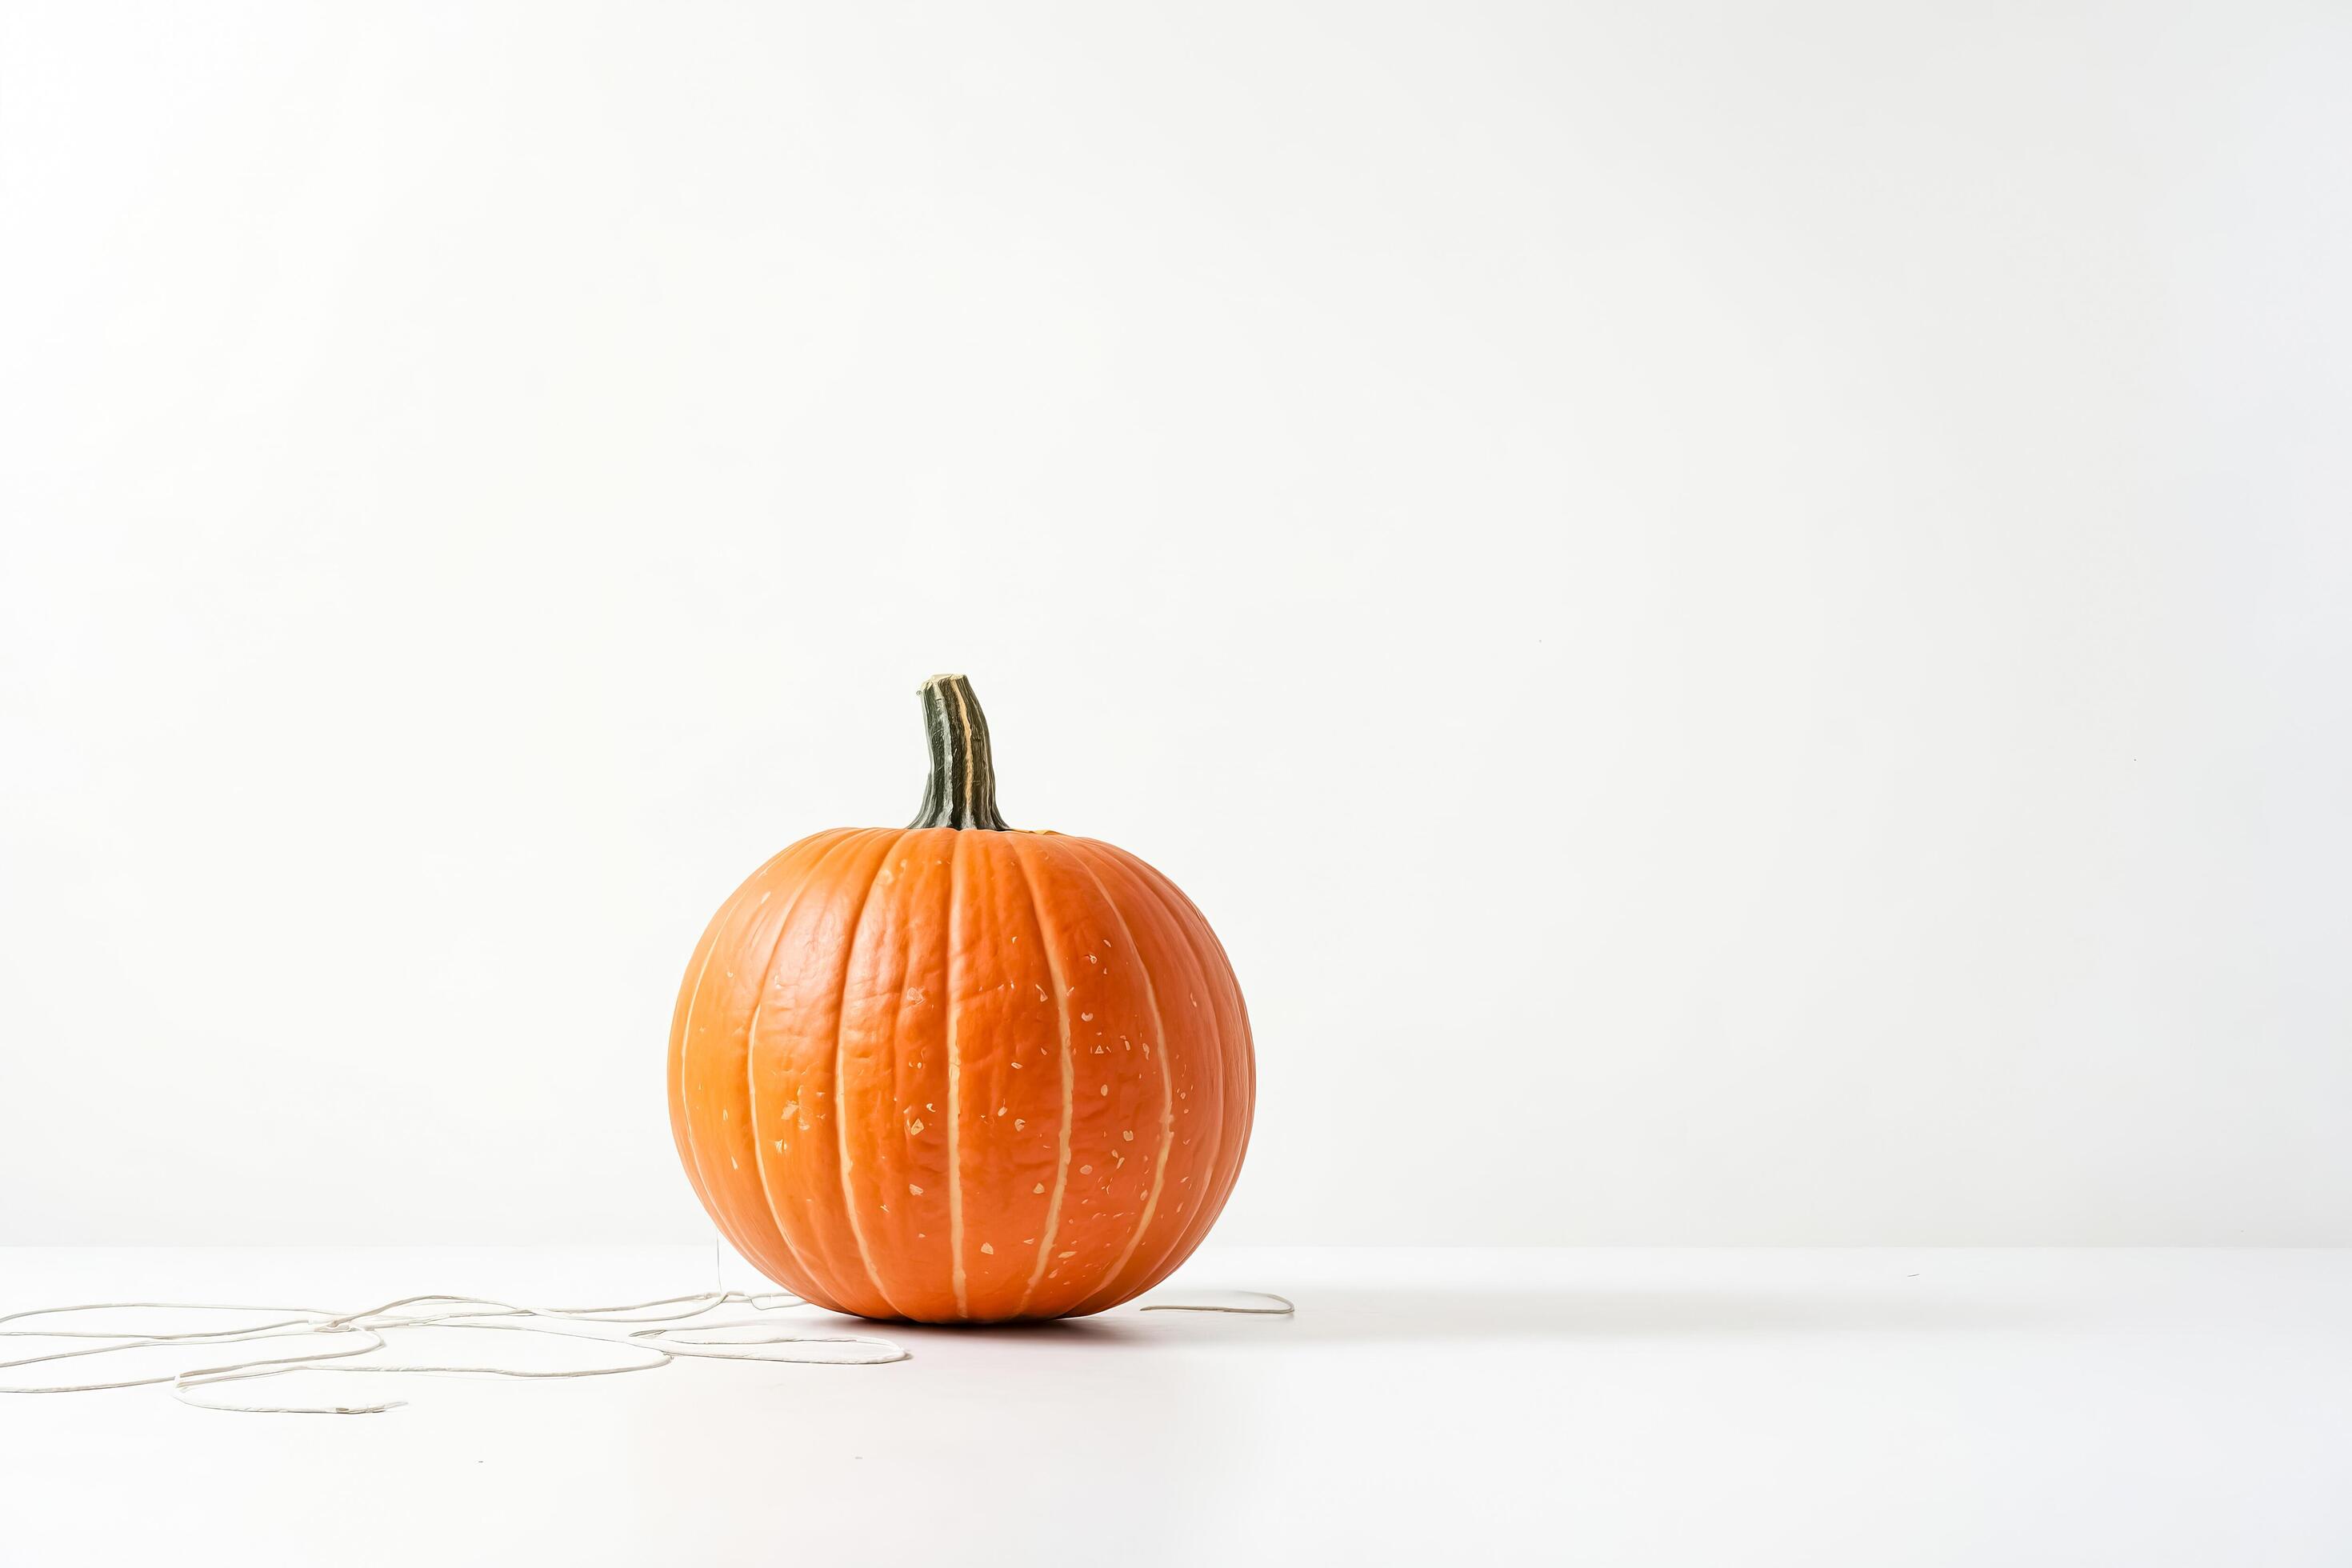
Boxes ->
[5,1246,2347,1566]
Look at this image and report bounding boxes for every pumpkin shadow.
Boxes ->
[967,1285,2041,1346]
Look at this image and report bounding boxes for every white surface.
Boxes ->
[6,2,2352,1249]
[5,1245,2350,1566]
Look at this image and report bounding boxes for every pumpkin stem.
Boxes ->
[909,674,1010,830]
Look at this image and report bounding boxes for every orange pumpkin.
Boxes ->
[667,675,1254,1322]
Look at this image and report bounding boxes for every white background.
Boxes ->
[4,0,2347,1249]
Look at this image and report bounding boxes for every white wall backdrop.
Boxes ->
[4,0,2347,1246]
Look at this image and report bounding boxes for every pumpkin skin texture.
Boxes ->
[667,682,1253,1323]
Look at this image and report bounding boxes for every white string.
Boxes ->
[2,1284,1292,1414]
[0,1290,905,1414]
[1139,1290,1296,1315]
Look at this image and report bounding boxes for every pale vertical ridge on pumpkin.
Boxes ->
[765,829,904,1317]
[1138,867,1250,1289]
[740,832,883,1306]
[1005,838,1164,1319]
[830,830,914,1319]
[943,830,970,1319]
[842,828,959,1320]
[739,839,866,1310]
[678,831,857,1306]
[926,833,1063,1316]
[1007,836,1077,1318]
[1186,888,1257,1248]
[1087,840,1251,1300]
[1055,841,1177,1314]
[1062,839,1224,1310]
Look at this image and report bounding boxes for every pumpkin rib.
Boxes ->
[738,832,884,1316]
[830,829,917,1321]
[677,838,838,1293]
[738,834,867,1313]
[1151,872,1253,1286]
[857,828,961,1322]
[1087,840,1246,1295]
[1051,838,1177,1315]
[1064,838,1224,1308]
[942,830,970,1318]
[1005,834,1078,1319]
[1178,881,1256,1254]
[770,831,902,1302]
[771,829,906,1316]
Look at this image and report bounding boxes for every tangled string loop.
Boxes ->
[0,1290,904,1414]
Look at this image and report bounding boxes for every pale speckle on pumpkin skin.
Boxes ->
[1122,1130,1134,1142]
[1033,1183,1045,1194]
[908,1184,923,1196]
[980,1242,994,1255]
[1079,1165,1092,1174]
[1099,1085,1109,1097]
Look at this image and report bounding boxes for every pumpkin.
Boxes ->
[667,675,1254,1322]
